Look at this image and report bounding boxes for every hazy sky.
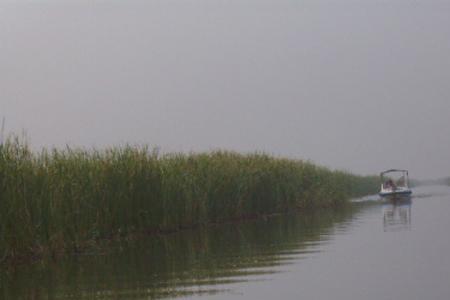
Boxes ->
[1,0,450,179]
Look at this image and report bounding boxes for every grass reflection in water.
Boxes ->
[0,206,362,299]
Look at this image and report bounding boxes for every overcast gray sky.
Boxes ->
[1,0,450,179]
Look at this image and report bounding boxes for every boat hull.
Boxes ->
[379,189,412,203]
[379,189,412,197]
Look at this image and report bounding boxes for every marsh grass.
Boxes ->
[0,136,378,262]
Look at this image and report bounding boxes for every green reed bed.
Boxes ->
[0,137,379,262]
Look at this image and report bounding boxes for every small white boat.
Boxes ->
[379,169,412,198]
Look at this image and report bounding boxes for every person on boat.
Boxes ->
[384,179,396,190]
[397,176,405,187]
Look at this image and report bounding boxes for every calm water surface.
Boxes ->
[2,185,450,300]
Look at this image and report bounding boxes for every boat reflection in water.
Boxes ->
[382,196,412,232]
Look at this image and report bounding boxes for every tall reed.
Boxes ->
[0,136,379,262]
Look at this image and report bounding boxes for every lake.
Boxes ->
[1,185,450,299]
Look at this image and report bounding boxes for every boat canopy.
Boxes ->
[380,169,410,189]
[380,169,408,177]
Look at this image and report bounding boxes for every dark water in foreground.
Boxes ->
[2,185,450,300]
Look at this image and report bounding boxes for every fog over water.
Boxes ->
[1,0,450,179]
